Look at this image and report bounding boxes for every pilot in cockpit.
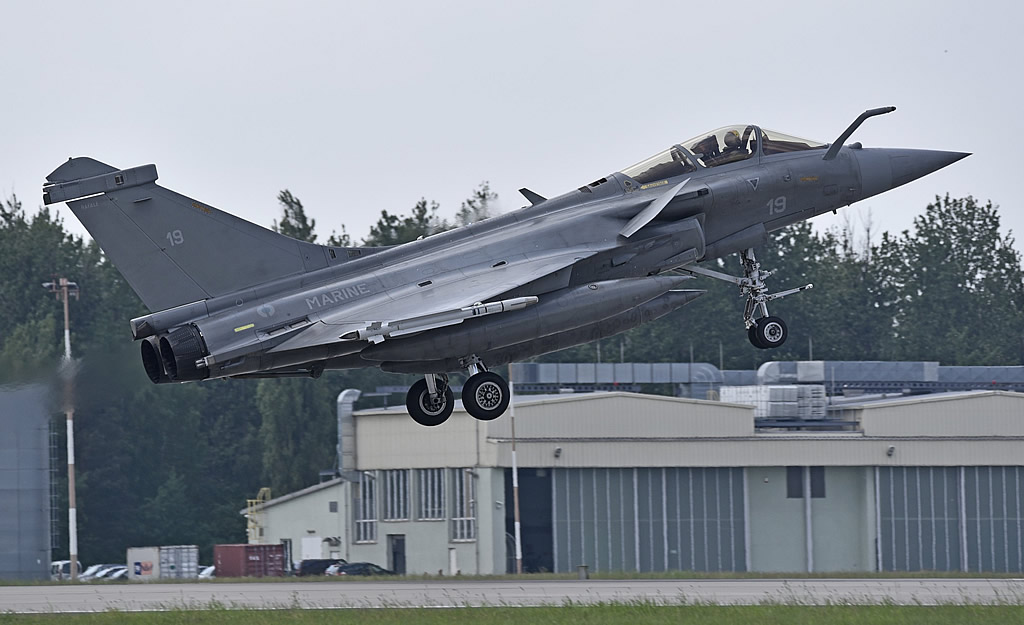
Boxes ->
[722,130,744,155]
[710,129,750,166]
[692,135,720,162]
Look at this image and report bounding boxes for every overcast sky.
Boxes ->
[3,1,1021,249]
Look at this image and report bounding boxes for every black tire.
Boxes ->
[406,379,454,427]
[462,371,510,421]
[747,324,765,349]
[754,316,788,349]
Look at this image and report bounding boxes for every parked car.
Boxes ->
[199,565,216,579]
[81,564,122,581]
[93,565,126,580]
[79,564,105,580]
[297,558,346,576]
[106,567,128,581]
[330,562,396,576]
[49,560,82,581]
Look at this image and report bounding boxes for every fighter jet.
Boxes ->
[43,107,967,426]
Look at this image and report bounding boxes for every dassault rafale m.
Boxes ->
[43,107,967,426]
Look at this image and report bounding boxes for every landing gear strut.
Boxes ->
[406,373,454,427]
[681,247,811,350]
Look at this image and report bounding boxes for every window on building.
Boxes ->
[328,500,338,513]
[451,468,477,541]
[810,467,825,498]
[786,466,826,498]
[354,472,377,543]
[416,468,446,520]
[786,466,802,498]
[382,469,410,521]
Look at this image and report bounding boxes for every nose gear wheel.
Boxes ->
[751,315,788,349]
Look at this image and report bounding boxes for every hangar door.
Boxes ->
[877,466,1024,572]
[551,467,746,573]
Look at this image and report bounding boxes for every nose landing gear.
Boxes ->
[681,247,810,349]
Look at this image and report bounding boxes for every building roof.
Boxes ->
[828,389,1008,409]
[249,477,345,512]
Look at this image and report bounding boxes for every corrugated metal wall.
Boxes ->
[0,385,51,580]
[964,466,1024,572]
[878,467,962,571]
[878,466,1024,572]
[550,467,746,573]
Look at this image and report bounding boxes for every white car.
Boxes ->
[93,565,126,580]
[81,564,123,581]
[49,560,81,581]
[79,564,106,580]
[198,565,216,579]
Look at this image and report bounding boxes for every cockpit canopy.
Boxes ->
[620,125,826,185]
[684,125,759,169]
[759,128,827,155]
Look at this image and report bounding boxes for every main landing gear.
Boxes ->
[406,373,455,427]
[681,247,812,350]
[405,356,511,427]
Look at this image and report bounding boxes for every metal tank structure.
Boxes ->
[0,384,52,580]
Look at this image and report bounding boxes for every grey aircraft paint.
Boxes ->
[43,107,968,425]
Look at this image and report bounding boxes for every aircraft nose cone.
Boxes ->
[890,149,970,187]
[855,148,970,201]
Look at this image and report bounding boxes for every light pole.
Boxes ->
[43,278,79,580]
[509,367,523,575]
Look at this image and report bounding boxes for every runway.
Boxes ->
[3,578,1024,612]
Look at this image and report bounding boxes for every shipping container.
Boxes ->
[127,545,198,580]
[160,545,199,579]
[127,547,160,581]
[214,544,287,578]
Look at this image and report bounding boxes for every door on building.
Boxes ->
[387,534,406,575]
[280,539,293,573]
[504,468,553,572]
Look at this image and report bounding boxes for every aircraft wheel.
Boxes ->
[753,316,788,349]
[406,379,454,427]
[747,325,765,349]
[462,371,510,421]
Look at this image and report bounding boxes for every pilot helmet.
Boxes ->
[724,130,742,148]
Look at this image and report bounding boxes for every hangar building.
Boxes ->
[248,389,1024,575]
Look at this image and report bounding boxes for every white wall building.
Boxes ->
[249,390,1024,574]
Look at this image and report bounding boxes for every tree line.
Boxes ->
[0,188,1020,564]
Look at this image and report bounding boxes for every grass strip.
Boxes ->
[3,605,1024,625]
[5,569,1024,587]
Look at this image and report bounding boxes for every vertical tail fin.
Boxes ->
[44,157,331,312]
